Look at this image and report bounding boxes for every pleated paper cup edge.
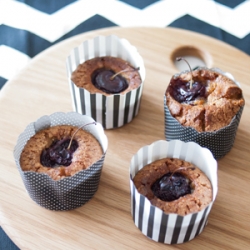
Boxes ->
[13,111,108,183]
[67,34,145,95]
[67,34,145,81]
[130,140,217,200]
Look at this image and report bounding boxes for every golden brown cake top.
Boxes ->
[20,125,103,181]
[133,157,212,216]
[71,56,142,95]
[165,68,245,132]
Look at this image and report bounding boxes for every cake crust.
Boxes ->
[133,158,212,216]
[71,56,141,95]
[166,69,244,132]
[20,125,103,181]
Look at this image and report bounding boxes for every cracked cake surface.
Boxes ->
[20,125,103,181]
[165,68,244,132]
[71,56,141,95]
[133,158,212,216]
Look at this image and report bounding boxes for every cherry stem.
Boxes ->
[176,57,194,89]
[170,166,196,180]
[110,67,140,80]
[67,122,97,150]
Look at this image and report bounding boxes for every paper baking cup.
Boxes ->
[66,34,146,129]
[13,112,108,211]
[164,68,244,159]
[130,140,218,244]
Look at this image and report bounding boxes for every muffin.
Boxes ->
[66,35,145,129]
[133,158,212,216]
[166,67,244,132]
[14,112,108,210]
[130,140,218,244]
[71,56,141,95]
[164,67,244,159]
[20,125,103,181]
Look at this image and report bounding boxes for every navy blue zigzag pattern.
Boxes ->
[16,0,78,14]
[1,14,250,90]
[214,0,247,8]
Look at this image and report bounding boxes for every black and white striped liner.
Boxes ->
[130,140,217,244]
[13,112,108,211]
[66,35,145,129]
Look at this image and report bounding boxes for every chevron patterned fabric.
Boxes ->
[0,0,249,249]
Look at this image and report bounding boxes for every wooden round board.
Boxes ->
[0,27,249,250]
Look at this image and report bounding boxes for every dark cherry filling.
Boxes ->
[168,77,206,104]
[151,172,191,202]
[40,138,78,167]
[91,68,128,94]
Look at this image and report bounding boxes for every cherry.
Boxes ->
[168,78,206,103]
[92,68,128,94]
[151,172,191,202]
[168,57,206,104]
[40,122,96,168]
[40,138,78,167]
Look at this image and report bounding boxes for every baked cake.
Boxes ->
[20,125,103,181]
[133,157,212,216]
[165,68,244,132]
[71,56,141,95]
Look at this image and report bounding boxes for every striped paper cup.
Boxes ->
[14,112,108,211]
[66,35,146,129]
[130,140,218,244]
[164,68,244,159]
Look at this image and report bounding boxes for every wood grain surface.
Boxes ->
[0,27,249,250]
